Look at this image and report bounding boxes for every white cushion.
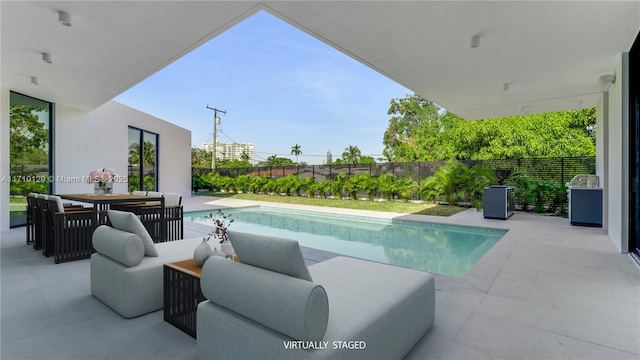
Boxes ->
[228,230,313,282]
[92,225,144,267]
[201,257,328,341]
[131,191,146,196]
[146,191,162,198]
[164,192,181,207]
[47,195,65,214]
[107,210,158,257]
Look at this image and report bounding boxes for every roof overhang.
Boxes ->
[2,1,639,119]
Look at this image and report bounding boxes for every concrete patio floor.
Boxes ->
[1,195,639,359]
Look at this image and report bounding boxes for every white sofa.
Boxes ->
[90,210,211,318]
[90,214,436,360]
[196,231,436,360]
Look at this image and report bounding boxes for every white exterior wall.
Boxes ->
[0,99,191,231]
[606,54,629,253]
[0,87,10,231]
[596,94,609,230]
[54,101,191,197]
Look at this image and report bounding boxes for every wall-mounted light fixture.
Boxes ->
[59,11,71,26]
[470,35,480,48]
[598,74,615,90]
[31,77,39,85]
[42,52,52,64]
[503,82,510,91]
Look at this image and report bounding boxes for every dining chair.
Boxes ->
[26,193,38,245]
[163,192,183,241]
[45,196,95,263]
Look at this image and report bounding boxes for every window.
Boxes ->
[128,127,158,192]
[9,92,53,227]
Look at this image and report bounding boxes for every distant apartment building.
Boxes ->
[202,142,255,164]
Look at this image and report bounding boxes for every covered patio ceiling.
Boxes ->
[2,1,638,119]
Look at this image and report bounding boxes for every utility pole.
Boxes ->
[206,105,226,173]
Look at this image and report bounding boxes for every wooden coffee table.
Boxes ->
[163,259,206,338]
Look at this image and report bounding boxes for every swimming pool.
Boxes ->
[185,206,507,277]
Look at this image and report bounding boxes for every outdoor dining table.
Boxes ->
[57,193,166,241]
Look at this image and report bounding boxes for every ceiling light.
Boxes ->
[470,35,480,48]
[42,52,52,64]
[31,77,39,85]
[598,74,615,90]
[58,11,71,26]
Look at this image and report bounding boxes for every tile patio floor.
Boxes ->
[1,195,638,359]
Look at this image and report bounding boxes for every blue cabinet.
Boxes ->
[569,188,603,227]
[483,186,514,220]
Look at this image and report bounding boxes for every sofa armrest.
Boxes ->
[201,256,329,341]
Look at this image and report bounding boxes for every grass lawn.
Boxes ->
[196,191,468,217]
[10,196,27,212]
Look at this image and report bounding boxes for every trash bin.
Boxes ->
[483,186,514,220]
[567,175,602,227]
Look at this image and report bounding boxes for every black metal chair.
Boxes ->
[26,193,38,245]
[163,193,183,241]
[45,196,95,263]
[34,194,49,250]
[111,192,183,242]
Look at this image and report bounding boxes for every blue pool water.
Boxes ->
[185,206,507,277]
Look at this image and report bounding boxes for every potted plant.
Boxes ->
[206,209,235,258]
[193,209,234,265]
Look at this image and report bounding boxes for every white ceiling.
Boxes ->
[2,1,639,119]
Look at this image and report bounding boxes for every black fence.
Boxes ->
[193,156,596,185]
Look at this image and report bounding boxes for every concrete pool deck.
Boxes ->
[1,195,638,359]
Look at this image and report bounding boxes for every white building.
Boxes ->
[202,142,255,164]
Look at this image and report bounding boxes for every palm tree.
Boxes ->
[128,141,156,166]
[342,145,361,165]
[291,144,302,164]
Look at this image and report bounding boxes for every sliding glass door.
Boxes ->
[629,32,639,257]
[9,92,53,227]
[128,126,158,192]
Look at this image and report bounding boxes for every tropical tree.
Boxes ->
[342,145,361,165]
[300,177,315,198]
[248,176,268,194]
[327,173,346,199]
[463,164,498,208]
[419,176,440,202]
[377,173,396,201]
[291,144,302,164]
[259,155,296,167]
[191,147,212,168]
[382,94,458,162]
[10,104,48,156]
[309,180,329,198]
[218,159,252,169]
[128,141,156,167]
[428,160,468,205]
[9,104,50,195]
[359,156,376,165]
[382,93,597,162]
[393,177,419,203]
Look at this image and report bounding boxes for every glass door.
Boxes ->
[630,32,639,257]
[128,126,158,192]
[9,92,53,227]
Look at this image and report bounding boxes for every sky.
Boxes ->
[114,10,411,165]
